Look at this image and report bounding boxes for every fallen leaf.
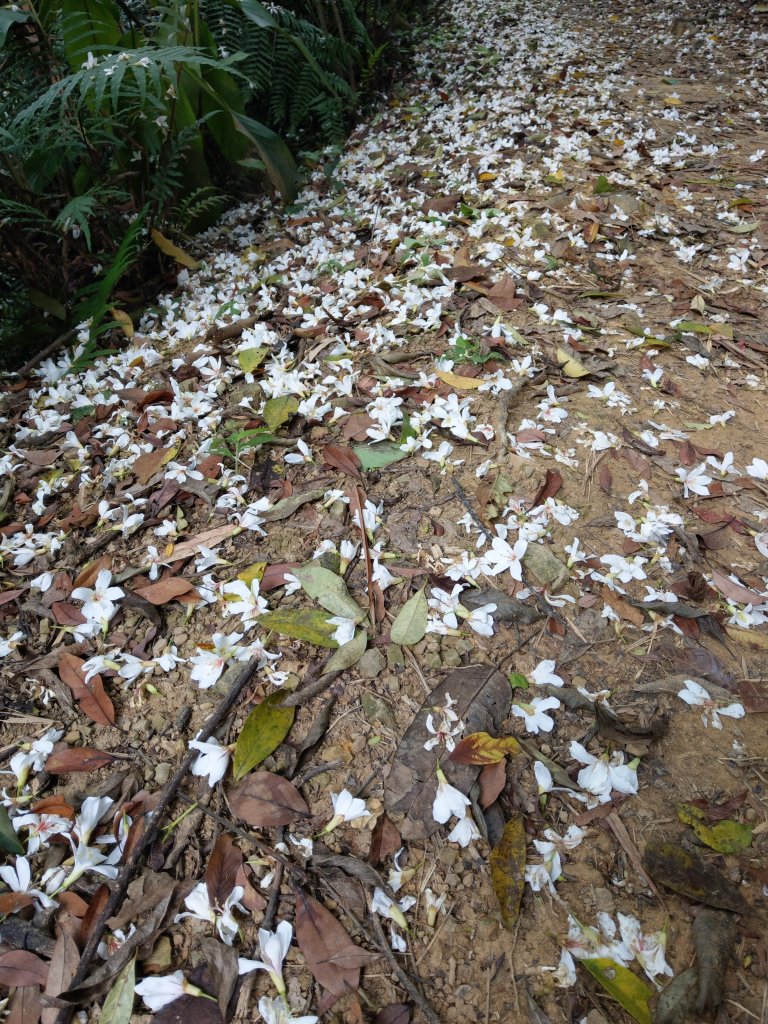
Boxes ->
[368,813,402,866]
[710,569,765,606]
[375,1005,411,1024]
[205,835,242,908]
[237,346,268,374]
[434,368,485,389]
[168,525,240,563]
[582,958,652,1024]
[0,892,34,914]
[97,957,135,1024]
[384,666,512,840]
[258,608,339,647]
[353,443,408,470]
[557,346,590,378]
[198,938,238,1018]
[46,748,117,774]
[530,469,564,506]
[0,950,49,988]
[389,587,428,646]
[132,448,174,485]
[228,771,309,827]
[655,969,699,1024]
[643,839,748,913]
[260,487,326,522]
[58,653,115,727]
[449,732,521,765]
[598,465,613,495]
[325,630,368,673]
[294,889,377,995]
[676,804,752,853]
[601,586,645,627]
[263,396,299,430]
[489,813,526,930]
[693,907,736,1016]
[41,929,79,1024]
[232,694,295,781]
[151,228,200,270]
[292,564,365,622]
[739,679,768,712]
[134,577,197,605]
[323,445,363,481]
[479,760,507,807]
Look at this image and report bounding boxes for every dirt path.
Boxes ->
[1,1,767,1023]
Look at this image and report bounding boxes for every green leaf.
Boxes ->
[72,405,95,423]
[292,564,365,622]
[99,956,135,1024]
[263,396,299,431]
[593,174,615,195]
[234,112,297,201]
[237,347,268,373]
[508,672,530,690]
[325,630,368,673]
[676,803,752,854]
[233,693,295,781]
[353,443,408,470]
[260,608,339,647]
[390,587,428,646]
[60,0,121,72]
[0,804,24,855]
[582,959,653,1024]
[0,7,31,46]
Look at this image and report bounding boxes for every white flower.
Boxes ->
[511,696,560,734]
[424,888,447,927]
[135,972,206,1011]
[318,789,370,834]
[465,602,496,636]
[11,811,70,854]
[432,766,471,824]
[74,795,113,845]
[674,463,712,498]
[569,742,639,803]
[222,580,268,629]
[481,535,528,581]
[175,880,244,945]
[530,660,564,688]
[9,727,63,784]
[447,813,481,847]
[328,616,356,646]
[370,887,414,931]
[284,440,313,465]
[0,856,56,909]
[189,736,231,785]
[71,569,124,627]
[190,632,246,688]
[618,913,672,986]
[706,452,737,477]
[677,679,745,729]
[746,457,768,481]
[235,496,272,535]
[237,921,293,994]
[50,838,120,893]
[542,949,577,987]
[257,995,318,1024]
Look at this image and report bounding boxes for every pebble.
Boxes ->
[594,886,615,914]
[445,872,461,888]
[154,762,172,785]
[381,673,401,695]
[461,871,475,888]
[438,846,460,866]
[442,649,461,668]
[423,653,442,669]
[358,648,386,679]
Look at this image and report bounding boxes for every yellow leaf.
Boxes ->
[478,171,497,182]
[151,228,201,270]
[556,347,590,378]
[435,368,484,390]
[237,562,267,588]
[676,804,752,853]
[109,307,134,338]
[489,813,526,930]
[451,731,522,765]
[582,959,653,1024]
[725,626,768,651]
[237,347,268,374]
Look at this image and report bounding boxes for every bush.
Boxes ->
[0,0,417,368]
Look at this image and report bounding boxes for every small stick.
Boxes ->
[368,910,441,1024]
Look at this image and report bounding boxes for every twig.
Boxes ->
[452,478,492,541]
[349,483,378,634]
[368,909,441,1024]
[18,329,77,377]
[281,670,341,707]
[53,656,264,1023]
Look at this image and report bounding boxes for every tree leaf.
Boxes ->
[263,396,299,430]
[46,748,116,774]
[42,928,80,1024]
[323,444,363,481]
[389,588,427,646]
[233,694,295,781]
[167,525,240,563]
[556,347,590,378]
[353,444,408,470]
[0,951,49,988]
[0,804,25,855]
[259,608,338,647]
[384,666,512,840]
[449,732,521,765]
[581,959,653,1024]
[228,771,309,827]
[98,958,135,1024]
[294,889,377,995]
[325,630,368,673]
[132,447,175,485]
[489,813,526,930]
[205,835,243,907]
[58,653,115,727]
[150,228,200,270]
[643,839,747,913]
[237,347,268,374]
[375,1006,412,1024]
[260,488,326,522]
[676,804,752,854]
[134,577,198,605]
[434,368,484,390]
[292,564,364,622]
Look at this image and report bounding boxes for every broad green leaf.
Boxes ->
[233,112,297,202]
[99,956,135,1024]
[260,488,325,523]
[676,803,752,854]
[72,405,95,423]
[390,587,427,646]
[489,813,526,929]
[508,672,530,690]
[263,396,299,430]
[292,564,365,622]
[582,959,653,1024]
[593,174,614,194]
[353,443,408,471]
[233,693,295,780]
[325,630,368,673]
[728,221,758,234]
[259,608,338,647]
[0,7,31,46]
[237,346,268,373]
[61,0,120,72]
[0,804,24,855]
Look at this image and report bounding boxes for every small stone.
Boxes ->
[425,638,440,653]
[358,648,386,679]
[381,674,401,695]
[445,872,461,888]
[462,871,475,888]
[594,887,615,914]
[386,645,405,669]
[423,653,442,669]
[351,734,367,755]
[154,762,172,785]
[454,638,474,656]
[64,728,80,745]
[441,649,461,668]
[361,692,395,728]
[476,917,498,940]
[522,544,569,589]
[438,847,460,866]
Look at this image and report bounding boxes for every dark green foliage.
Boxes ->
[0,0,420,368]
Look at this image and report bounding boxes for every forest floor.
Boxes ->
[2,1,768,1023]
